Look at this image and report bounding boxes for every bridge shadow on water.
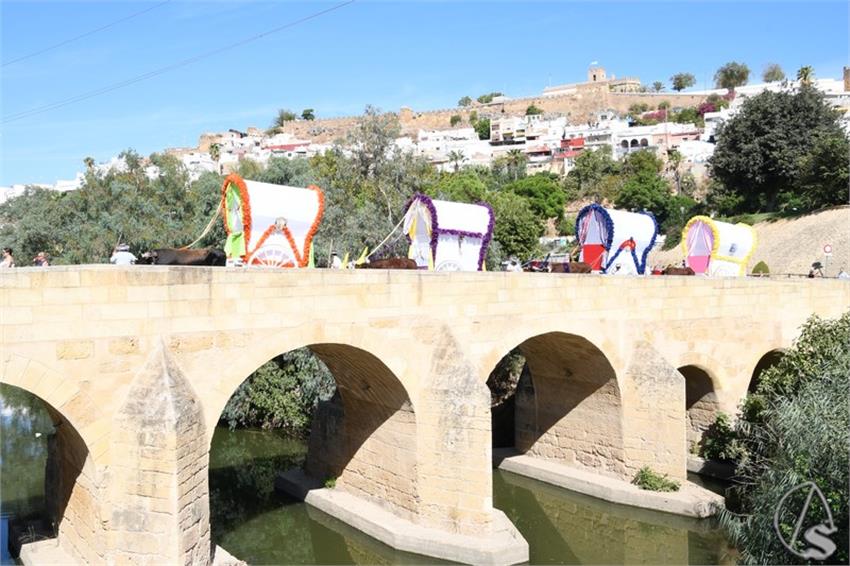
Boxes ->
[208,427,440,565]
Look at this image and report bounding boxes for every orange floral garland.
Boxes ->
[244,184,326,268]
[300,184,325,267]
[220,173,253,260]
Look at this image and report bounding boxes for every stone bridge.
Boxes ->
[1,266,847,564]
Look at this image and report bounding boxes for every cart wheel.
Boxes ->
[248,244,296,268]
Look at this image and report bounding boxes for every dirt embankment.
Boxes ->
[648,206,850,276]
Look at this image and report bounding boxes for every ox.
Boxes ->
[662,266,696,276]
[549,262,593,274]
[356,257,418,270]
[140,248,227,266]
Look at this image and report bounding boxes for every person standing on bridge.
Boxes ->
[0,247,14,268]
[110,244,137,266]
[32,252,49,267]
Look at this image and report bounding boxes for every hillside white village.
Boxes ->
[4,65,850,202]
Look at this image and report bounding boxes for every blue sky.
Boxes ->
[1,0,848,185]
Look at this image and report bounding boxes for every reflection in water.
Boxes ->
[494,470,735,565]
[2,407,734,566]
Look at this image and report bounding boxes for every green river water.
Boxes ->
[1,388,734,565]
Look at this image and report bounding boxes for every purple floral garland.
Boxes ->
[475,200,495,270]
[402,193,495,271]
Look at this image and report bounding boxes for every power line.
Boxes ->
[2,1,355,124]
[2,0,173,67]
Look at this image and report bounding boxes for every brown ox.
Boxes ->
[549,261,593,274]
[356,257,418,270]
[662,266,695,276]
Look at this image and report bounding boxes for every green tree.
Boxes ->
[83,156,95,170]
[449,114,462,127]
[762,63,785,83]
[616,167,671,219]
[489,191,541,260]
[796,132,850,209]
[566,147,621,196]
[301,108,315,121]
[473,117,491,140]
[796,65,815,86]
[220,348,335,433]
[670,72,696,92]
[504,173,565,222]
[722,313,849,565]
[714,61,750,91]
[468,110,478,124]
[709,86,846,212]
[429,171,488,202]
[525,104,543,116]
[458,96,472,107]
[651,81,664,93]
[271,108,297,129]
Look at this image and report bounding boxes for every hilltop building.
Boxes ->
[543,66,642,97]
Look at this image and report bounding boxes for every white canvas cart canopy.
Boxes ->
[575,204,659,275]
[681,215,757,276]
[221,174,324,268]
[402,194,494,271]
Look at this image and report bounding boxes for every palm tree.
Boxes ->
[209,143,222,174]
[505,149,527,180]
[667,150,684,194]
[447,150,465,173]
[83,156,95,171]
[209,143,221,163]
[652,81,665,93]
[796,66,815,87]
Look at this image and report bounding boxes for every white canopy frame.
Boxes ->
[575,204,659,275]
[221,174,324,268]
[402,194,494,271]
[681,215,757,276]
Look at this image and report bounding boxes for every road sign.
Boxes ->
[824,244,833,256]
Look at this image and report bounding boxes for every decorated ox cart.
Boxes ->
[574,204,659,275]
[220,174,324,268]
[402,194,494,271]
[681,215,757,276]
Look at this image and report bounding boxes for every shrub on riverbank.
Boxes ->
[720,311,849,564]
[632,467,680,492]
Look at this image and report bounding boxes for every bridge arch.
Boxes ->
[749,348,786,393]
[207,327,420,522]
[677,364,721,450]
[0,367,104,564]
[486,330,625,477]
